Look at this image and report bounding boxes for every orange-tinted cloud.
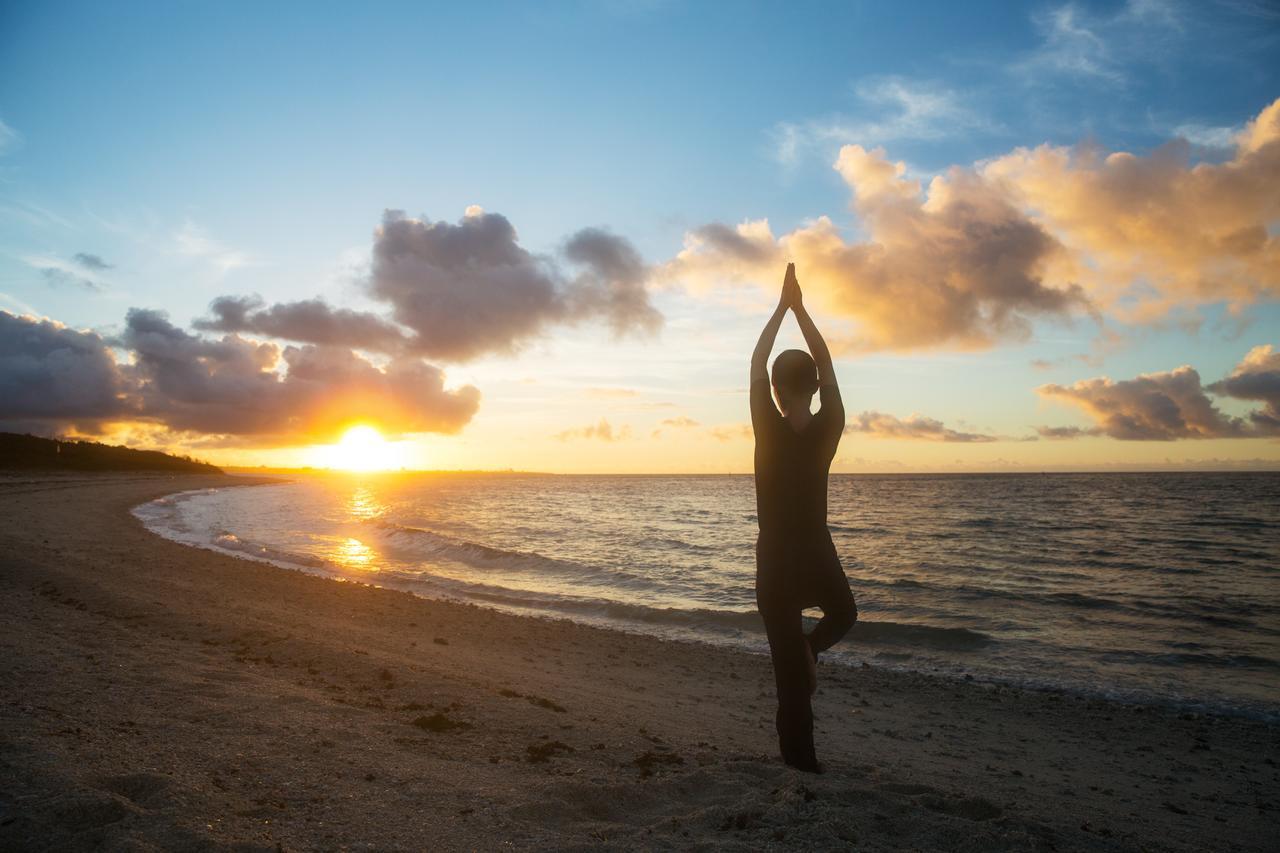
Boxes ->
[0,308,479,443]
[1039,345,1280,440]
[666,97,1280,350]
[667,146,1086,352]
[982,98,1280,321]
[845,411,1000,442]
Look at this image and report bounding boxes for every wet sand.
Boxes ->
[0,472,1274,851]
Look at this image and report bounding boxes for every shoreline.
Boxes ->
[1,472,1275,850]
[137,476,1277,726]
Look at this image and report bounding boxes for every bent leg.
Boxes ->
[806,549,857,659]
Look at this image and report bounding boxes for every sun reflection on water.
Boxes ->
[334,537,377,571]
[347,486,385,521]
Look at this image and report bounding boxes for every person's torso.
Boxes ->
[754,411,838,539]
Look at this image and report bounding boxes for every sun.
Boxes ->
[328,425,398,472]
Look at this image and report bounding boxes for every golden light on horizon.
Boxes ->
[308,425,402,472]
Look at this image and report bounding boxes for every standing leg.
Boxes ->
[757,587,818,771]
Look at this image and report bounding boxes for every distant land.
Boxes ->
[0,433,222,474]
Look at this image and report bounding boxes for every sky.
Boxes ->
[1,0,1278,473]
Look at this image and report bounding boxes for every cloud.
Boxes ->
[175,222,251,274]
[0,311,135,428]
[982,97,1280,321]
[1039,365,1254,440]
[369,210,661,361]
[122,308,478,439]
[651,415,700,438]
[73,253,114,271]
[1034,425,1103,439]
[667,144,1087,351]
[1207,344,1280,431]
[194,295,412,352]
[845,411,1000,442]
[1015,0,1183,84]
[669,97,1280,349]
[771,76,991,166]
[562,227,662,336]
[24,255,103,291]
[708,423,752,442]
[554,418,630,441]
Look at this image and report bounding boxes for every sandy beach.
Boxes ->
[0,473,1274,851]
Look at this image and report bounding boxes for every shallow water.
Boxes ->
[134,472,1280,720]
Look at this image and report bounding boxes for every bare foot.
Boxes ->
[804,637,817,695]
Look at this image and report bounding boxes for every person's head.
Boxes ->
[771,349,818,414]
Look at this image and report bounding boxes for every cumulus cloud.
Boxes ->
[0,307,480,442]
[667,144,1086,351]
[1208,344,1280,431]
[562,227,662,336]
[845,411,1000,442]
[667,97,1280,349]
[123,308,478,439]
[195,210,661,362]
[1037,358,1280,440]
[369,210,660,361]
[0,311,135,427]
[194,295,411,352]
[982,98,1280,320]
[554,418,630,441]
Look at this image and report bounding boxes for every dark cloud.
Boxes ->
[73,253,113,271]
[0,311,135,427]
[123,308,478,439]
[845,411,1000,442]
[195,210,662,363]
[369,210,660,361]
[194,295,411,352]
[1207,345,1280,431]
[1038,365,1257,440]
[563,227,662,336]
[1034,425,1103,439]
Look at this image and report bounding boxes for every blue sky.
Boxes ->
[2,0,1278,471]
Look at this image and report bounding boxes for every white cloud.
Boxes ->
[175,221,251,274]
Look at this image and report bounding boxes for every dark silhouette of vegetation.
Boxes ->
[0,433,222,473]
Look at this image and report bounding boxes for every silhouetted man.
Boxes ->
[750,262,857,773]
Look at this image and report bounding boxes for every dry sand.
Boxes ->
[0,472,1275,851]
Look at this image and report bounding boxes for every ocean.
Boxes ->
[134,472,1280,721]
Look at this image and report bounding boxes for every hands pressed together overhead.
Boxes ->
[779,262,803,312]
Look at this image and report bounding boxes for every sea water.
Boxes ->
[134,472,1280,720]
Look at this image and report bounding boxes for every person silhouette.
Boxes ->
[750,262,857,773]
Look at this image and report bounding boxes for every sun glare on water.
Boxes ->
[319,425,400,472]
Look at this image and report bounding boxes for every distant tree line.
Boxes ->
[0,433,223,473]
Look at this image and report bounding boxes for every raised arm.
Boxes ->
[750,264,794,383]
[789,268,837,388]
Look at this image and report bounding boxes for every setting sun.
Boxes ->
[310,425,401,472]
